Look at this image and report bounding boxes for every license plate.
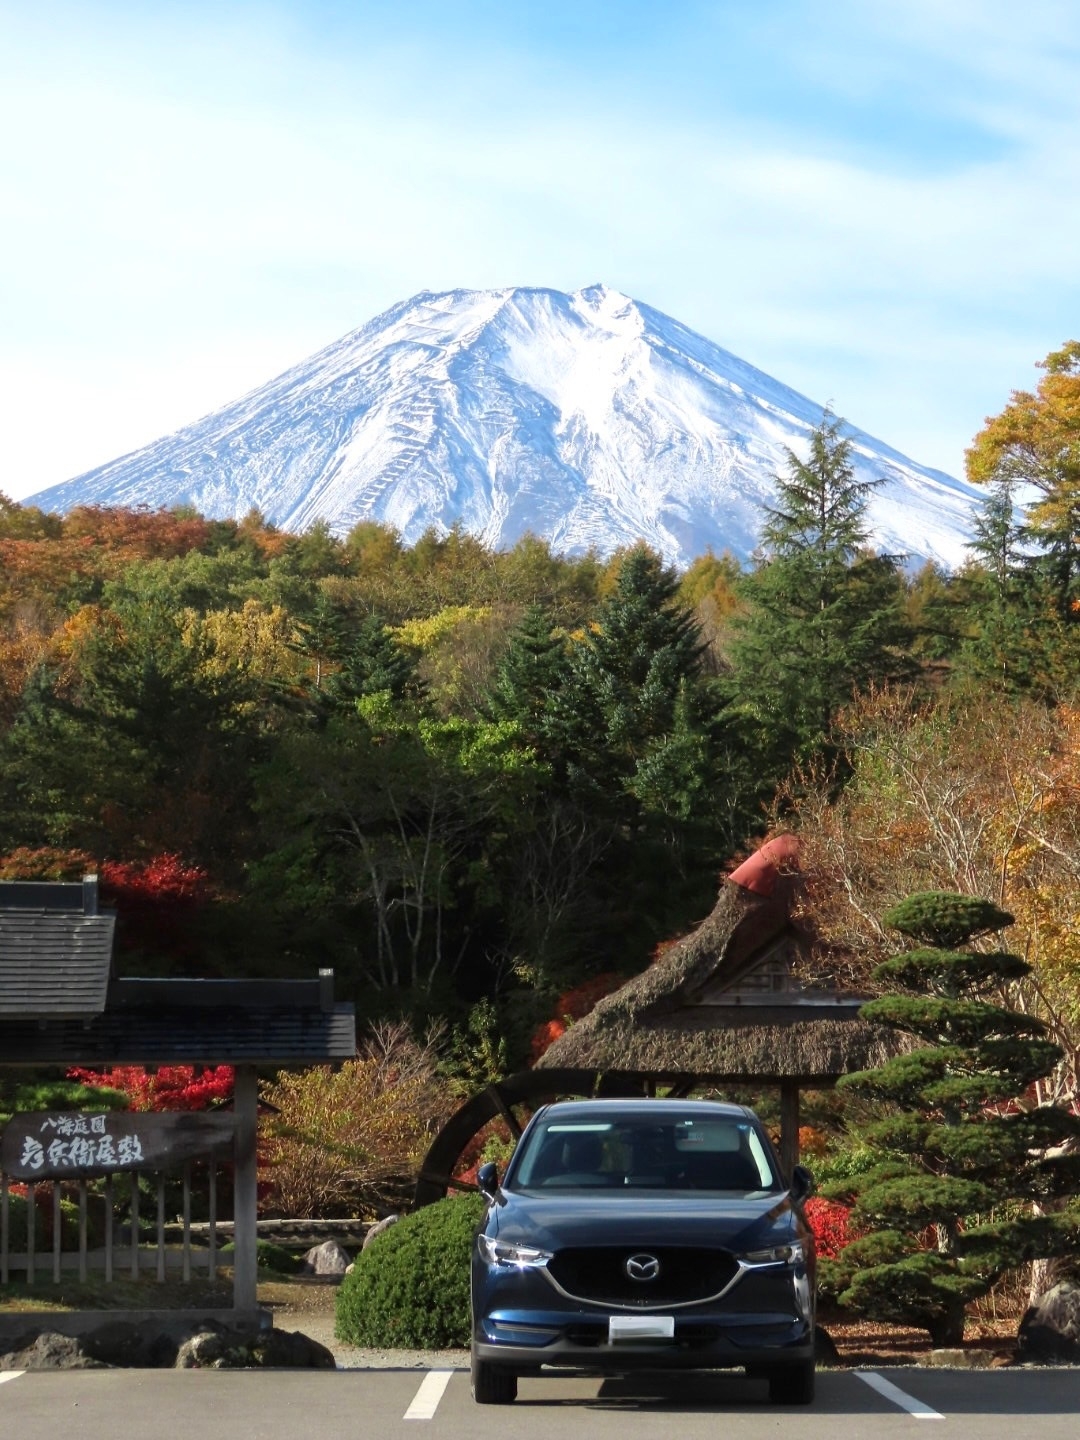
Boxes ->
[608,1315,675,1343]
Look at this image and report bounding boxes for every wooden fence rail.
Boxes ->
[0,1164,224,1287]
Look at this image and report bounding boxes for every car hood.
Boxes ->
[490,1189,798,1252]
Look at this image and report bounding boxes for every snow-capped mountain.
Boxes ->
[29,285,984,570]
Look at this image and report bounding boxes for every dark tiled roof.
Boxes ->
[0,999,356,1065]
[0,910,115,1018]
[0,880,357,1062]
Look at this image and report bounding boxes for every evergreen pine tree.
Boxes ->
[553,546,706,796]
[323,613,422,707]
[953,481,1044,693]
[291,589,350,691]
[727,413,912,752]
[487,605,569,743]
[825,891,1080,1346]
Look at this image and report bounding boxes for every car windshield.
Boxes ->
[510,1113,780,1193]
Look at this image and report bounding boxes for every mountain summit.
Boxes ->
[29,285,983,569]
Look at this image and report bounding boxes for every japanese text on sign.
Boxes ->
[0,1110,235,1180]
[18,1116,144,1174]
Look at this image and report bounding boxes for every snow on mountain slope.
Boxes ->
[28,285,985,570]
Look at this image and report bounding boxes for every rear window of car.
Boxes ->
[511,1114,779,1193]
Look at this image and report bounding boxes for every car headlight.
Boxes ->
[740,1241,805,1267]
[478,1234,553,1268]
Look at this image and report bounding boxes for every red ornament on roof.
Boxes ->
[727,834,801,896]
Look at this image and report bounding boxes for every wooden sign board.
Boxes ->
[1,1111,235,1180]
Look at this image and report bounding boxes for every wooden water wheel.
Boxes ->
[412,1068,699,1207]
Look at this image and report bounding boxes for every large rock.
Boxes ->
[175,1328,335,1369]
[0,1317,266,1370]
[1018,1281,1080,1363]
[302,1239,352,1276]
[923,1348,996,1369]
[362,1214,400,1251]
[0,1333,107,1370]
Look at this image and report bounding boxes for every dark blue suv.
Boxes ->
[471,1098,815,1405]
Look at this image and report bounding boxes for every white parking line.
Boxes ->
[0,1372,24,1386]
[403,1369,454,1420]
[856,1370,944,1419]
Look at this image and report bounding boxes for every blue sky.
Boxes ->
[2,0,1078,499]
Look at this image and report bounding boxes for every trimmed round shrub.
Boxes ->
[335,1192,485,1348]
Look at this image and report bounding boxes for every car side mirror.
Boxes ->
[789,1164,814,1204]
[477,1161,499,1199]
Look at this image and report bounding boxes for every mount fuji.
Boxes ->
[29,285,984,570]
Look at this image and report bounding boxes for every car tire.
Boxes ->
[471,1353,518,1404]
[767,1359,815,1405]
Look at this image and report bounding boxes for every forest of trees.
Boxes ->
[1,344,1078,1084]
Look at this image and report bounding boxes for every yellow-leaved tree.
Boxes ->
[260,1022,454,1218]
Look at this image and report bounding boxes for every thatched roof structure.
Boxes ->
[536,836,898,1083]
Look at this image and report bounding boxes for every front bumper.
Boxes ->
[473,1311,813,1372]
[472,1259,814,1373]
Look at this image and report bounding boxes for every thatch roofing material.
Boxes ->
[536,1006,895,1080]
[537,856,897,1082]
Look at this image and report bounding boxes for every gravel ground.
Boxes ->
[259,1278,469,1370]
[286,1312,469,1371]
[260,1278,1022,1372]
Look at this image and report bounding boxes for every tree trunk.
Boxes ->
[928,1302,966,1348]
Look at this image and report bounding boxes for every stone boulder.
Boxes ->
[0,1317,275,1370]
[362,1214,400,1250]
[302,1239,352,1276]
[176,1328,335,1369]
[923,1348,996,1369]
[1018,1281,1080,1363]
[0,1333,107,1370]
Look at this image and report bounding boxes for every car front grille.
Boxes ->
[547,1247,739,1308]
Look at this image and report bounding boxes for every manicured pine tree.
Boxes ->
[825,891,1080,1346]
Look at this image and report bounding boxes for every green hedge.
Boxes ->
[1,1193,80,1252]
[335,1192,485,1349]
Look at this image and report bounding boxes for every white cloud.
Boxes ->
[1,1,1078,499]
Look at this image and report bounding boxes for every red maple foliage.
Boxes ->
[529,972,623,1064]
[98,853,212,963]
[67,1064,234,1112]
[452,1118,519,1187]
[99,853,210,905]
[803,1196,860,1260]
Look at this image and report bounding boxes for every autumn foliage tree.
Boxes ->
[259,1023,453,1217]
[965,342,1080,691]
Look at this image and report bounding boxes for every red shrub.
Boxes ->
[67,1064,234,1112]
[804,1197,860,1259]
[528,972,622,1064]
[99,853,212,964]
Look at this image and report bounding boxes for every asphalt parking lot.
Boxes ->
[1,1365,1078,1439]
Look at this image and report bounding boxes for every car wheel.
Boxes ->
[767,1359,815,1405]
[471,1353,518,1404]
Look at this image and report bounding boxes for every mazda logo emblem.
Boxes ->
[625,1252,661,1282]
